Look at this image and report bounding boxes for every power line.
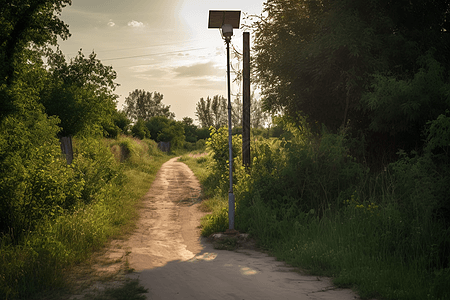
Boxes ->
[102,47,208,61]
[86,38,208,54]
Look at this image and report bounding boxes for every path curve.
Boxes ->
[73,157,360,299]
[128,157,359,300]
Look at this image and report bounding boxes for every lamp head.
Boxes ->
[221,24,233,41]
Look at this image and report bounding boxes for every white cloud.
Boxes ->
[127,20,145,28]
[173,62,223,78]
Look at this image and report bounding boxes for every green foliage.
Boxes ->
[181,117,198,143]
[195,127,210,140]
[156,120,185,148]
[426,110,450,155]
[206,127,242,175]
[132,116,186,149]
[123,89,174,122]
[110,137,164,174]
[71,138,123,206]
[361,51,450,142]
[201,207,229,237]
[0,86,80,241]
[236,118,364,224]
[112,110,131,135]
[0,0,71,86]
[144,116,169,140]
[190,115,450,299]
[206,127,242,194]
[103,110,131,139]
[131,119,149,139]
[250,0,450,159]
[42,50,119,137]
[0,136,169,300]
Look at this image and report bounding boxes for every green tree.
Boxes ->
[123,89,174,122]
[251,0,329,122]
[40,49,119,137]
[195,97,213,128]
[362,52,450,143]
[0,81,82,238]
[182,117,198,143]
[196,127,210,140]
[131,119,149,139]
[113,110,131,135]
[141,116,185,148]
[145,116,171,141]
[0,0,71,84]
[195,95,227,128]
[157,121,185,148]
[0,0,72,118]
[250,0,450,154]
[103,110,131,138]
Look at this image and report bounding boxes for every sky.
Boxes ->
[57,0,267,122]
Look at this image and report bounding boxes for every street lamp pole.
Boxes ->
[224,29,234,230]
[208,10,241,232]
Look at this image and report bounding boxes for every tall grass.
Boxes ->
[0,135,170,300]
[189,123,450,300]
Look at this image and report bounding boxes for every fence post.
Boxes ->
[59,136,73,165]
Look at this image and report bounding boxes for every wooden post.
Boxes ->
[59,136,73,165]
[242,32,251,169]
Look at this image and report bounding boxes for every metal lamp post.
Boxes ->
[208,10,241,231]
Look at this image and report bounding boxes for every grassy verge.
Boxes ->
[179,152,229,236]
[0,136,173,300]
[261,203,448,300]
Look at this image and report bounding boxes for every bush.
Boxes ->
[206,127,242,194]
[0,106,83,241]
[131,119,149,139]
[196,127,210,140]
[0,134,167,299]
[71,137,123,205]
[236,120,364,226]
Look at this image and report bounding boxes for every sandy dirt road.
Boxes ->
[83,157,359,300]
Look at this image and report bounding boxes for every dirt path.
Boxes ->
[124,157,205,271]
[72,157,359,299]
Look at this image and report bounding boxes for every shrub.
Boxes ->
[205,127,242,195]
[131,119,149,139]
[72,137,123,205]
[236,119,364,227]
[0,106,83,241]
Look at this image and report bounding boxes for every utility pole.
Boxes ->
[242,32,251,169]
